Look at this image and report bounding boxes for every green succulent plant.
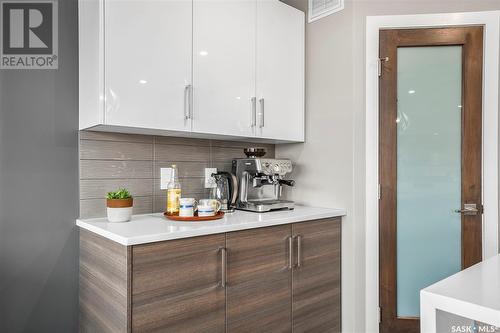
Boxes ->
[106,188,132,200]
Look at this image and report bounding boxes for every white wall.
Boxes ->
[278,1,500,332]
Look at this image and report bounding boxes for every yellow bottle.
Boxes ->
[166,164,181,216]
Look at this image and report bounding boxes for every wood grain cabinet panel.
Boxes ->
[132,234,225,333]
[292,218,342,333]
[226,225,292,333]
[79,229,131,333]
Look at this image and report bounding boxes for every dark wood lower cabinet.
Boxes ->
[292,219,342,333]
[79,218,341,333]
[132,234,226,332]
[226,225,292,333]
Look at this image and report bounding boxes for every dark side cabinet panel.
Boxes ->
[226,225,292,333]
[292,218,342,333]
[131,234,225,333]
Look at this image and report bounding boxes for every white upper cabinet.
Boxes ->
[192,0,256,137]
[79,0,304,143]
[104,0,192,132]
[256,0,305,142]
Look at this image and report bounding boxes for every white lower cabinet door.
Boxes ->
[192,0,256,137]
[256,0,305,142]
[105,0,192,132]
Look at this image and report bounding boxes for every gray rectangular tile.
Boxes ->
[80,196,153,219]
[80,179,153,200]
[154,136,211,146]
[155,144,210,162]
[211,146,248,161]
[80,140,153,161]
[80,160,153,179]
[153,161,209,179]
[80,131,153,143]
[154,178,205,196]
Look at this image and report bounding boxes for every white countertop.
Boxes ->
[76,205,346,246]
[420,254,500,332]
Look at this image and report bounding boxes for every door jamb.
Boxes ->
[365,11,500,333]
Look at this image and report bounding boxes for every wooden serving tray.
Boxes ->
[164,211,225,222]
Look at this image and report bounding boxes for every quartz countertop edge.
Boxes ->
[420,254,500,328]
[76,205,346,246]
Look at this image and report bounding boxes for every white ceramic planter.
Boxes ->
[107,207,133,223]
[107,198,133,223]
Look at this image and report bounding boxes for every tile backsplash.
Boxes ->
[79,131,275,218]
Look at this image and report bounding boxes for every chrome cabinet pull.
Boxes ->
[251,97,257,127]
[259,98,265,128]
[188,85,193,120]
[184,84,192,120]
[296,235,302,268]
[288,236,294,269]
[220,247,227,288]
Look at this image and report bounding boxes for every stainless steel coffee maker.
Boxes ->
[233,148,295,212]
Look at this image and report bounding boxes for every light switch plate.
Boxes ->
[160,168,172,190]
[204,168,217,188]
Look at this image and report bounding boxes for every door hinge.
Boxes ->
[379,306,382,323]
[378,57,389,77]
[378,184,381,200]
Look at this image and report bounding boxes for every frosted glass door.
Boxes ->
[396,46,462,317]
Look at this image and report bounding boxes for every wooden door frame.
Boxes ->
[365,12,500,333]
[379,26,483,333]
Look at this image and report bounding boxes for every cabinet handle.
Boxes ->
[188,85,193,120]
[259,98,265,128]
[220,247,227,288]
[296,235,302,268]
[184,84,191,120]
[251,97,257,127]
[288,236,294,269]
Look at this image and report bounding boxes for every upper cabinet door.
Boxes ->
[105,0,192,132]
[192,0,256,137]
[256,0,305,142]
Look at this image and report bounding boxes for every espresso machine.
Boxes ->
[233,148,295,212]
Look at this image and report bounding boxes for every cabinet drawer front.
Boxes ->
[226,225,292,333]
[292,218,341,333]
[132,234,225,333]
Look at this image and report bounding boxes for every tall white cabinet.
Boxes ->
[79,0,305,143]
[105,0,193,132]
[192,0,256,137]
[256,0,305,142]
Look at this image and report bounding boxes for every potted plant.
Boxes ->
[106,188,133,223]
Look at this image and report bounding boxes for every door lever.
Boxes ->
[454,203,479,216]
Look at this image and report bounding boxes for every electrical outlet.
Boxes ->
[204,168,217,188]
[160,168,172,190]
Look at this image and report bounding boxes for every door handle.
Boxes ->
[220,247,227,288]
[296,235,302,268]
[184,84,192,120]
[251,97,256,127]
[288,236,294,269]
[259,98,265,128]
[454,203,479,216]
